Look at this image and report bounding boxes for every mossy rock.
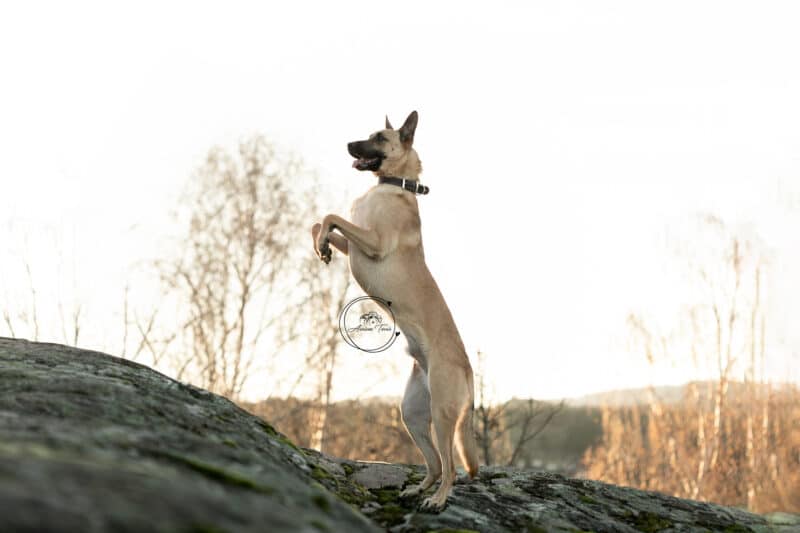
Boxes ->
[632,511,673,532]
[0,338,785,533]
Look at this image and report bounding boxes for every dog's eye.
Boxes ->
[374,133,386,143]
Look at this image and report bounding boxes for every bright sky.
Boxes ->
[1,1,799,402]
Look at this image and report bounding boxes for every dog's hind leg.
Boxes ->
[420,359,469,511]
[399,362,441,498]
[421,398,459,511]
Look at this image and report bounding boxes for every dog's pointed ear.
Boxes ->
[399,110,418,146]
[385,115,394,130]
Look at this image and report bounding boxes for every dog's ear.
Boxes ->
[399,111,418,146]
[385,115,393,130]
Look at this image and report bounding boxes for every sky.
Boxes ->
[1,1,799,402]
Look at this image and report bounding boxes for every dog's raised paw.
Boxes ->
[317,240,332,263]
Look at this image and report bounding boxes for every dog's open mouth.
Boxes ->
[352,157,381,171]
[348,140,384,172]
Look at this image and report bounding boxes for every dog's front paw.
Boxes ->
[315,235,332,264]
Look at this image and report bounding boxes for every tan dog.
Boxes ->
[311,111,479,511]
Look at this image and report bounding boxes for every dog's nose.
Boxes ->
[347,141,360,157]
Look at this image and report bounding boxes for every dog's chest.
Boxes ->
[350,186,418,236]
[347,187,417,295]
[350,187,392,228]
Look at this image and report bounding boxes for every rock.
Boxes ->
[1,337,797,533]
[0,337,377,533]
[765,512,800,528]
[352,462,412,489]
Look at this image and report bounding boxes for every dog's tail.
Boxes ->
[455,392,480,479]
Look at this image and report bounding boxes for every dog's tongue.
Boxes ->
[353,158,373,170]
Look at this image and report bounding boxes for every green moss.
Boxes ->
[632,511,672,532]
[260,420,278,436]
[309,480,328,492]
[312,493,331,512]
[579,495,598,504]
[370,488,401,504]
[311,465,333,481]
[319,472,372,507]
[405,471,425,486]
[277,434,301,452]
[341,463,354,476]
[160,452,274,495]
[258,420,303,452]
[338,491,366,505]
[365,487,416,527]
[310,465,342,495]
[221,438,238,448]
[371,503,408,527]
[308,464,375,509]
[483,471,509,480]
[337,483,372,506]
[722,526,752,533]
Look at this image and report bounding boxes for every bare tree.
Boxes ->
[585,215,800,512]
[2,307,15,338]
[305,256,352,452]
[474,350,563,466]
[23,260,40,341]
[1,230,83,345]
[157,136,319,399]
[475,349,501,466]
[505,398,565,467]
[120,284,129,358]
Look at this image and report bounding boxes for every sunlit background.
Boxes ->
[2,1,799,405]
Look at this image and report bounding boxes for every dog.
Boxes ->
[311,111,479,511]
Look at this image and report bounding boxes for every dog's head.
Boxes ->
[347,111,421,178]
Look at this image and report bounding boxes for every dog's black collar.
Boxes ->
[378,176,429,195]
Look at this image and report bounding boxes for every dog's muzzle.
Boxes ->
[348,141,384,171]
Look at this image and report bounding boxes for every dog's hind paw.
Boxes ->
[399,485,422,499]
[419,495,447,513]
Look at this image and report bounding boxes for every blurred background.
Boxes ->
[1,0,798,513]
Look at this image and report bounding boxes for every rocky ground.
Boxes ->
[1,337,797,532]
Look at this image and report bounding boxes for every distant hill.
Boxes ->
[566,384,686,407]
[565,380,780,407]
